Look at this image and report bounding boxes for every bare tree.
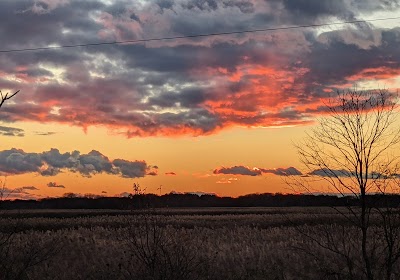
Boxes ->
[0,89,19,204]
[129,183,150,209]
[291,89,400,280]
[132,183,146,196]
[0,90,19,269]
[0,90,19,109]
[0,89,61,279]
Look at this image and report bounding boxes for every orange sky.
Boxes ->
[1,122,307,198]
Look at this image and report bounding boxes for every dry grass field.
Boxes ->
[0,207,396,280]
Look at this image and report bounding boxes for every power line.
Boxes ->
[0,16,399,54]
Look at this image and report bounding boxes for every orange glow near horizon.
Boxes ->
[0,121,309,199]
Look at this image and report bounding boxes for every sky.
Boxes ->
[0,0,400,199]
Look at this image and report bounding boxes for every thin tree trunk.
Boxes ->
[361,191,373,280]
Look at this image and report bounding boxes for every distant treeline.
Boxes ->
[1,193,400,209]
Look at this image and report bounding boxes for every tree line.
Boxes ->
[2,192,400,210]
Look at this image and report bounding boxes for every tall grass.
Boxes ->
[0,208,398,279]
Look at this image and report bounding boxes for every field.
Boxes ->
[0,207,392,280]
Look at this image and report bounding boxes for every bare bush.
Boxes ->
[0,231,62,280]
[122,212,208,280]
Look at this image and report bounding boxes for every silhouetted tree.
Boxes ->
[292,89,400,279]
[0,89,19,203]
[0,89,63,279]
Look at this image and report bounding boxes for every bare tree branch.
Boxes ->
[0,90,19,109]
[290,88,400,280]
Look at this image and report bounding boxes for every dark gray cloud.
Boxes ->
[0,126,25,137]
[282,0,352,22]
[0,1,398,136]
[0,149,43,175]
[47,182,65,188]
[214,165,303,176]
[0,1,104,50]
[309,168,353,177]
[308,168,388,178]
[0,148,156,178]
[261,167,303,176]
[222,1,255,13]
[281,0,400,24]
[112,159,157,178]
[214,166,262,176]
[296,28,400,93]
[183,0,219,11]
[76,150,115,177]
[19,186,39,191]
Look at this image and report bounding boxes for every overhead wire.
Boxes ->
[0,16,399,53]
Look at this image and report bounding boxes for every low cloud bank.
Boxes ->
[0,148,157,178]
[213,166,302,176]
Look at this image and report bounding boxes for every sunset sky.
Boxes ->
[0,0,400,199]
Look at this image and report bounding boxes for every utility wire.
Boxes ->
[0,16,399,54]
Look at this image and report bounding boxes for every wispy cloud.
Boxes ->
[216,177,238,184]
[33,131,58,136]
[47,182,65,188]
[0,126,24,137]
[0,185,41,200]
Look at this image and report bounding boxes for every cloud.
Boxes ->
[213,166,262,176]
[309,168,353,177]
[214,165,303,176]
[0,1,399,136]
[47,182,65,188]
[76,150,115,177]
[3,186,39,194]
[19,186,39,191]
[34,131,57,136]
[216,177,238,184]
[0,148,157,178]
[112,159,156,178]
[165,171,177,176]
[308,168,387,178]
[0,186,41,200]
[0,126,25,137]
[0,149,43,175]
[260,167,303,176]
[29,0,70,15]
